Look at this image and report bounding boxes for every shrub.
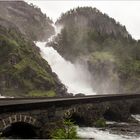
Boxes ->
[95,118,106,127]
[51,119,78,139]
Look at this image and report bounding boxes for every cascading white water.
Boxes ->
[77,116,140,140]
[77,127,140,140]
[0,94,6,98]
[36,42,95,95]
[0,94,13,98]
[36,25,96,95]
[132,114,140,122]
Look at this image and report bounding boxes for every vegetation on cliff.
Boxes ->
[0,23,67,97]
[0,1,68,97]
[52,7,140,94]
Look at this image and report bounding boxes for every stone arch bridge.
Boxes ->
[0,93,140,138]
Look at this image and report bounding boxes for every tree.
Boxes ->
[51,119,78,139]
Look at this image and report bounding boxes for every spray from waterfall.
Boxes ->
[0,94,6,98]
[36,24,96,95]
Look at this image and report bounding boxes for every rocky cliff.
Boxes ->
[0,1,54,41]
[0,1,67,97]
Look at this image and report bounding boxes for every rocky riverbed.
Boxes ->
[77,118,140,140]
[105,121,140,137]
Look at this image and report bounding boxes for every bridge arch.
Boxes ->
[0,114,38,129]
[0,114,39,138]
[1,121,38,138]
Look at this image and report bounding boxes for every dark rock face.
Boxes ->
[0,1,54,41]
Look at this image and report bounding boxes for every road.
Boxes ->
[0,93,140,111]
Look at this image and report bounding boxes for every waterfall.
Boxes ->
[36,42,95,95]
[36,24,96,95]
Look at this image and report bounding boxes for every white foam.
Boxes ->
[132,114,140,122]
[0,94,6,98]
[77,127,140,140]
[36,42,95,95]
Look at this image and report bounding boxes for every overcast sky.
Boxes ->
[26,0,140,40]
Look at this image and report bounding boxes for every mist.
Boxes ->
[36,42,95,95]
[36,24,96,95]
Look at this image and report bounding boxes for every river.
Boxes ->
[77,125,140,140]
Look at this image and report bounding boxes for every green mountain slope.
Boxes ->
[0,2,67,97]
[52,7,140,94]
